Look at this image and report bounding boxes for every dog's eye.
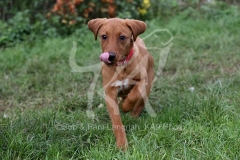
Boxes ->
[102,35,107,40]
[119,35,125,41]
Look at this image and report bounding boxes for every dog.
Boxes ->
[88,18,154,150]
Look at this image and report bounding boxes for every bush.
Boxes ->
[0,10,59,47]
[46,0,148,32]
[0,10,31,47]
[0,0,239,48]
[0,0,148,47]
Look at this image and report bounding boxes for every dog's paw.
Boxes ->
[117,137,128,151]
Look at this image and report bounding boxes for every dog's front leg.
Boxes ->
[104,87,128,150]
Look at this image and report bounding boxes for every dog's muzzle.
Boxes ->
[100,52,116,65]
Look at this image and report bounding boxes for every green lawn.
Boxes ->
[1,11,240,159]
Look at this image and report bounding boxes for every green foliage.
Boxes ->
[200,1,240,19]
[115,1,142,19]
[149,0,240,20]
[0,10,31,47]
[0,0,239,48]
[0,10,57,47]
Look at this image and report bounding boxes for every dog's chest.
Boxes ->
[111,79,137,93]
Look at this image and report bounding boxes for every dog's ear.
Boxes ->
[126,19,146,41]
[88,18,106,40]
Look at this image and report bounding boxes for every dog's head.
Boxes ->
[88,18,146,65]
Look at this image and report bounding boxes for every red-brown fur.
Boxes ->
[88,18,154,150]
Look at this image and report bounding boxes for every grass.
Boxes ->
[1,9,240,159]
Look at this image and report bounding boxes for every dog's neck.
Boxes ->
[116,48,134,66]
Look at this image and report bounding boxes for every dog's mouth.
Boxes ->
[100,52,116,65]
[100,49,133,66]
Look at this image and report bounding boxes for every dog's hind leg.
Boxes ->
[131,98,144,117]
[130,82,149,117]
[121,78,147,113]
[130,69,154,117]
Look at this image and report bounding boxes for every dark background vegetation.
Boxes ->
[0,0,239,47]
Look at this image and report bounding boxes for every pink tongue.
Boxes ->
[100,52,110,63]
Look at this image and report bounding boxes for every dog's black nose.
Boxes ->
[108,52,116,62]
